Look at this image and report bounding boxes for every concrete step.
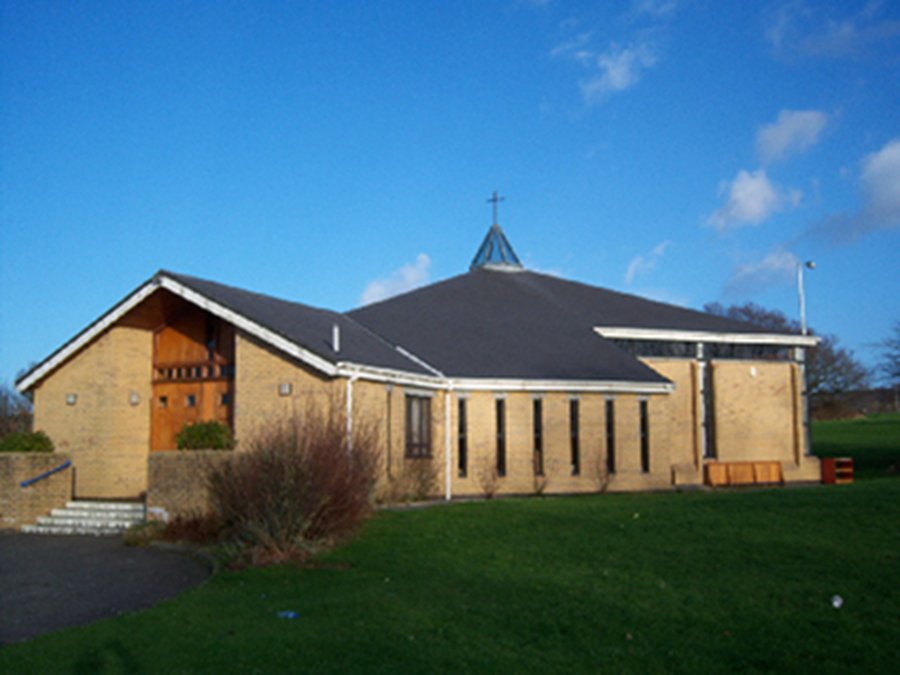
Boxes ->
[21,524,128,536]
[63,501,145,514]
[49,508,143,522]
[24,500,145,536]
[36,516,139,529]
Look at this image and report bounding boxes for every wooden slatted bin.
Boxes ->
[822,457,854,484]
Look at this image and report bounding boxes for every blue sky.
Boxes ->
[2,0,898,386]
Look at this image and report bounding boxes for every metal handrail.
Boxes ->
[20,460,72,488]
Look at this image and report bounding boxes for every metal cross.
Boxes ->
[486,190,505,225]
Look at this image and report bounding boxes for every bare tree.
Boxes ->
[876,320,900,387]
[0,383,32,439]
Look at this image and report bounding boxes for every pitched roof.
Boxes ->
[347,269,666,382]
[17,263,815,393]
[348,268,809,382]
[163,272,432,376]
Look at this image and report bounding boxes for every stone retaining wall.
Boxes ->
[0,453,73,530]
[147,450,231,520]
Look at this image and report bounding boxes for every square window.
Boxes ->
[158,396,168,409]
[186,394,197,407]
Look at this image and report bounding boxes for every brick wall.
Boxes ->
[233,332,340,446]
[0,453,72,530]
[32,326,152,498]
[146,450,232,520]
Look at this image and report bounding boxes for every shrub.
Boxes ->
[379,458,439,503]
[0,430,54,453]
[205,404,379,565]
[176,421,235,450]
[123,521,166,547]
[162,512,224,545]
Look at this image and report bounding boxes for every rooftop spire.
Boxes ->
[470,190,523,272]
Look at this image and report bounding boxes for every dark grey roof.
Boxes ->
[348,269,795,382]
[348,270,662,382]
[162,271,431,376]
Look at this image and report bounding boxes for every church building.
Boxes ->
[16,220,821,501]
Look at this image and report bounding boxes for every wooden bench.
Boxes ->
[704,461,784,487]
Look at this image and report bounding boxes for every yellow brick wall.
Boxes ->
[712,360,797,463]
[0,453,73,529]
[233,332,340,445]
[443,391,673,497]
[638,359,703,486]
[32,326,152,498]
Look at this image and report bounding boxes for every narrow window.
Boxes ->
[533,399,544,476]
[640,400,650,473]
[405,395,432,458]
[186,394,197,408]
[570,399,580,476]
[496,399,506,477]
[458,398,467,478]
[606,399,616,474]
[702,361,717,459]
[220,393,230,406]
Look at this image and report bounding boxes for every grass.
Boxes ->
[1,415,898,673]
[812,412,900,478]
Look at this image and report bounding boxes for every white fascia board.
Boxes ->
[16,279,162,392]
[335,364,673,395]
[335,362,446,390]
[594,327,820,347]
[447,378,673,394]
[158,277,338,377]
[17,274,342,393]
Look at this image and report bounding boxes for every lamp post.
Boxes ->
[798,260,815,335]
[796,259,815,456]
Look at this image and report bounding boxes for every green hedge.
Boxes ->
[176,421,235,450]
[0,430,54,453]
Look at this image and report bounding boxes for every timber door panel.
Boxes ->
[151,310,234,450]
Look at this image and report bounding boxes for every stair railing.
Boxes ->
[20,460,72,488]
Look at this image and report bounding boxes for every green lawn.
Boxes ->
[812,412,900,478]
[2,417,898,674]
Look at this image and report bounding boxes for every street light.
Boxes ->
[798,260,815,335]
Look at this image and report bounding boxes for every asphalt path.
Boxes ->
[0,534,210,645]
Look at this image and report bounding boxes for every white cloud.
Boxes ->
[811,137,900,244]
[725,249,799,296]
[766,1,900,59]
[625,240,670,284]
[756,109,828,163]
[359,253,431,306]
[580,42,657,103]
[860,137,900,226]
[633,0,677,19]
[708,169,800,231]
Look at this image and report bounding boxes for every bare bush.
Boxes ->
[380,458,439,503]
[206,404,379,565]
[478,457,500,499]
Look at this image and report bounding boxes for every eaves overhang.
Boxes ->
[16,272,341,393]
[594,327,820,348]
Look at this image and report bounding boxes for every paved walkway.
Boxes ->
[0,533,211,645]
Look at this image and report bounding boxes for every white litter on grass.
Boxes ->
[831,595,843,609]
